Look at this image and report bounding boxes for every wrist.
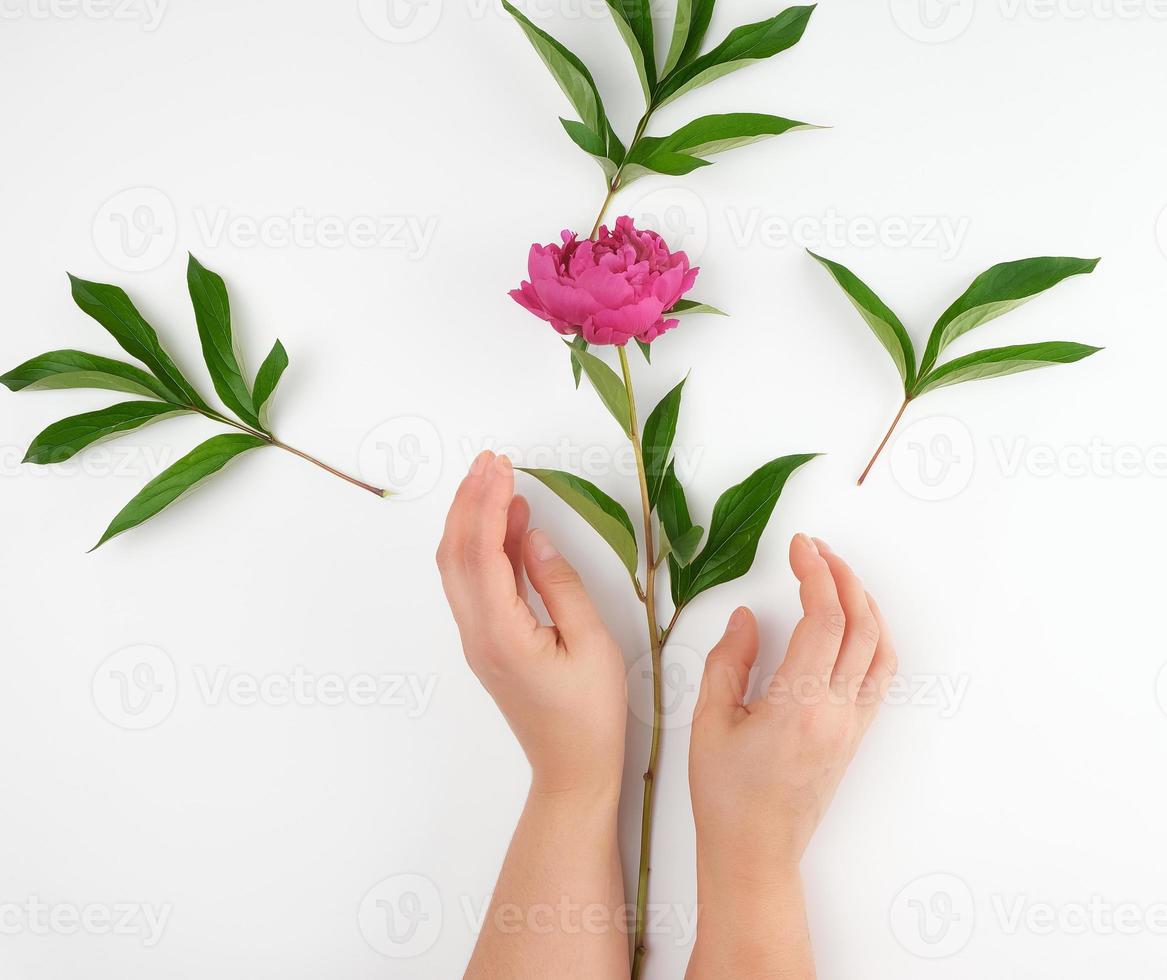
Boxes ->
[529,773,622,814]
[695,832,803,894]
[691,862,812,980]
[697,861,804,901]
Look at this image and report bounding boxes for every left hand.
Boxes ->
[436,451,628,800]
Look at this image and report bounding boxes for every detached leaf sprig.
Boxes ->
[2,255,390,549]
[808,251,1102,485]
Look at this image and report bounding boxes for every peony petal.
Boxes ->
[652,264,686,308]
[590,296,666,345]
[509,282,548,319]
[639,317,679,343]
[527,243,564,283]
[533,279,602,329]
[575,266,637,308]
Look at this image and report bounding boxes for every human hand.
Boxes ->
[436,450,628,802]
[689,533,898,884]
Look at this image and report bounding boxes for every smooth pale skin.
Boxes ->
[436,450,630,978]
[438,453,896,979]
[686,533,898,980]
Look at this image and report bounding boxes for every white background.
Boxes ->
[2,0,1167,977]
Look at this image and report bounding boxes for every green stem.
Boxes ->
[193,405,389,497]
[589,108,656,239]
[619,346,665,979]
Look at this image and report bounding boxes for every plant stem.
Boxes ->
[857,397,911,486]
[589,108,656,239]
[269,438,389,497]
[195,406,390,497]
[618,346,663,979]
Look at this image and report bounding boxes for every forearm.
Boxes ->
[465,783,629,979]
[685,860,814,980]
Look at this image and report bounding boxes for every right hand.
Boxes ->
[688,533,898,883]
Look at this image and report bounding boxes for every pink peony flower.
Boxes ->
[509,216,699,346]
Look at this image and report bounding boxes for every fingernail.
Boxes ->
[727,607,749,632]
[812,536,832,554]
[530,529,560,561]
[795,532,819,555]
[494,454,513,476]
[471,451,493,476]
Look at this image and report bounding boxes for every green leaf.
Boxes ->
[658,463,699,604]
[567,335,588,388]
[68,274,212,412]
[669,299,727,317]
[657,112,821,160]
[677,453,817,606]
[666,524,704,566]
[252,339,288,419]
[1,350,176,400]
[643,376,686,510]
[919,256,1100,375]
[570,345,632,436]
[92,433,267,550]
[187,255,261,428]
[560,119,620,182]
[912,342,1101,396]
[808,250,916,389]
[655,5,815,108]
[635,338,652,362]
[518,467,638,577]
[603,0,656,101]
[662,0,716,75]
[620,140,713,182]
[24,401,189,465]
[502,0,624,164]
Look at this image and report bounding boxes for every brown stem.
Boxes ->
[194,406,389,497]
[857,397,911,486]
[270,438,389,497]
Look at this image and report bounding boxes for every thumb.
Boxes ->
[524,528,604,645]
[696,607,759,721]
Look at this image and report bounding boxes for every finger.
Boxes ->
[437,453,532,641]
[696,607,759,724]
[503,495,531,602]
[814,539,880,699]
[462,453,527,614]
[775,533,845,691]
[858,593,898,717]
[523,528,605,647]
[436,450,495,602]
